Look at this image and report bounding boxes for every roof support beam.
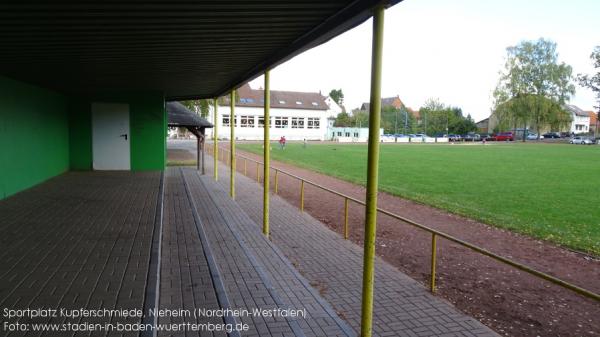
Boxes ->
[213,98,219,181]
[230,90,236,199]
[263,70,271,238]
[360,5,384,337]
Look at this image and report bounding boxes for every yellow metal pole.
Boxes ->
[230,90,236,199]
[300,180,305,212]
[361,6,384,337]
[344,198,349,240]
[213,98,218,181]
[430,233,437,293]
[274,169,279,194]
[263,70,271,238]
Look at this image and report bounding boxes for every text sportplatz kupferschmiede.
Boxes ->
[3,307,307,320]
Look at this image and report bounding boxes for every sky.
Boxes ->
[249,0,599,122]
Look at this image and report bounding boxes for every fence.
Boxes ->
[204,144,600,302]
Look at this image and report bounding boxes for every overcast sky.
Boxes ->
[249,0,599,122]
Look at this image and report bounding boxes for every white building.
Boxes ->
[565,105,591,134]
[208,84,342,141]
[328,127,383,142]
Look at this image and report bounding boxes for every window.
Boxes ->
[337,132,342,136]
[354,132,359,137]
[274,116,288,128]
[279,100,286,104]
[240,98,255,103]
[307,117,320,129]
[296,101,302,105]
[240,115,254,128]
[222,114,230,127]
[291,117,305,129]
[345,132,350,137]
[312,102,319,106]
[258,116,265,128]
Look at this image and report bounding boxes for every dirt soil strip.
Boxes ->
[220,147,599,337]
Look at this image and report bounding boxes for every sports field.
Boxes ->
[237,142,600,255]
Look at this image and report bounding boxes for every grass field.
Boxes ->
[237,142,600,255]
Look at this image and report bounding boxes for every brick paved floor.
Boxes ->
[204,156,499,337]
[0,172,161,337]
[1,164,499,337]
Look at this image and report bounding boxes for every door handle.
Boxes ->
[120,134,128,140]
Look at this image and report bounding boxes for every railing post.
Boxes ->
[230,90,236,199]
[300,180,305,212]
[213,98,218,181]
[256,162,260,183]
[361,6,385,337]
[274,169,279,194]
[263,69,271,238]
[430,233,437,293]
[344,198,349,240]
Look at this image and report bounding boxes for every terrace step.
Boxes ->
[174,167,353,337]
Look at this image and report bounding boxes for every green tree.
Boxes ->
[333,111,353,127]
[493,38,575,139]
[329,89,345,111]
[577,46,600,138]
[577,46,600,110]
[181,99,210,118]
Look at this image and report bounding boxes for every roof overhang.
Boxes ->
[0,0,401,101]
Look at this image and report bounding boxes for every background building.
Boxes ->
[209,84,342,141]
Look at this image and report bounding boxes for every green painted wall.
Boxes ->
[68,98,93,170]
[67,92,166,171]
[0,76,69,200]
[130,93,167,171]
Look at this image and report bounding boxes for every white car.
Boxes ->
[526,133,538,140]
[570,136,593,145]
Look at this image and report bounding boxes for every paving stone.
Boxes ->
[203,154,499,337]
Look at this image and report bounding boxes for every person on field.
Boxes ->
[279,136,286,150]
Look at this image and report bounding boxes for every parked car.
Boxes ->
[480,133,495,141]
[526,133,539,140]
[495,132,514,141]
[570,136,593,145]
[448,134,461,141]
[463,134,481,141]
[542,132,561,139]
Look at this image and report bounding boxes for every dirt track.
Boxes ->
[169,145,600,337]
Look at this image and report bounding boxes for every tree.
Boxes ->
[181,99,210,118]
[493,38,575,139]
[577,46,600,138]
[328,89,345,111]
[577,46,600,110]
[333,111,353,127]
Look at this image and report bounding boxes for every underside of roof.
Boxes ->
[0,0,400,101]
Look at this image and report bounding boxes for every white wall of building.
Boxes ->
[327,127,383,142]
[207,104,339,141]
[571,113,591,134]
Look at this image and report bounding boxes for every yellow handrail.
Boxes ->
[206,145,600,303]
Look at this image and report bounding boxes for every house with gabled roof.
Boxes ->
[210,83,342,141]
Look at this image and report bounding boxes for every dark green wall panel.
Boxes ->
[130,93,166,171]
[0,76,69,199]
[68,98,92,170]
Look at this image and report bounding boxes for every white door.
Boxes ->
[92,103,131,170]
